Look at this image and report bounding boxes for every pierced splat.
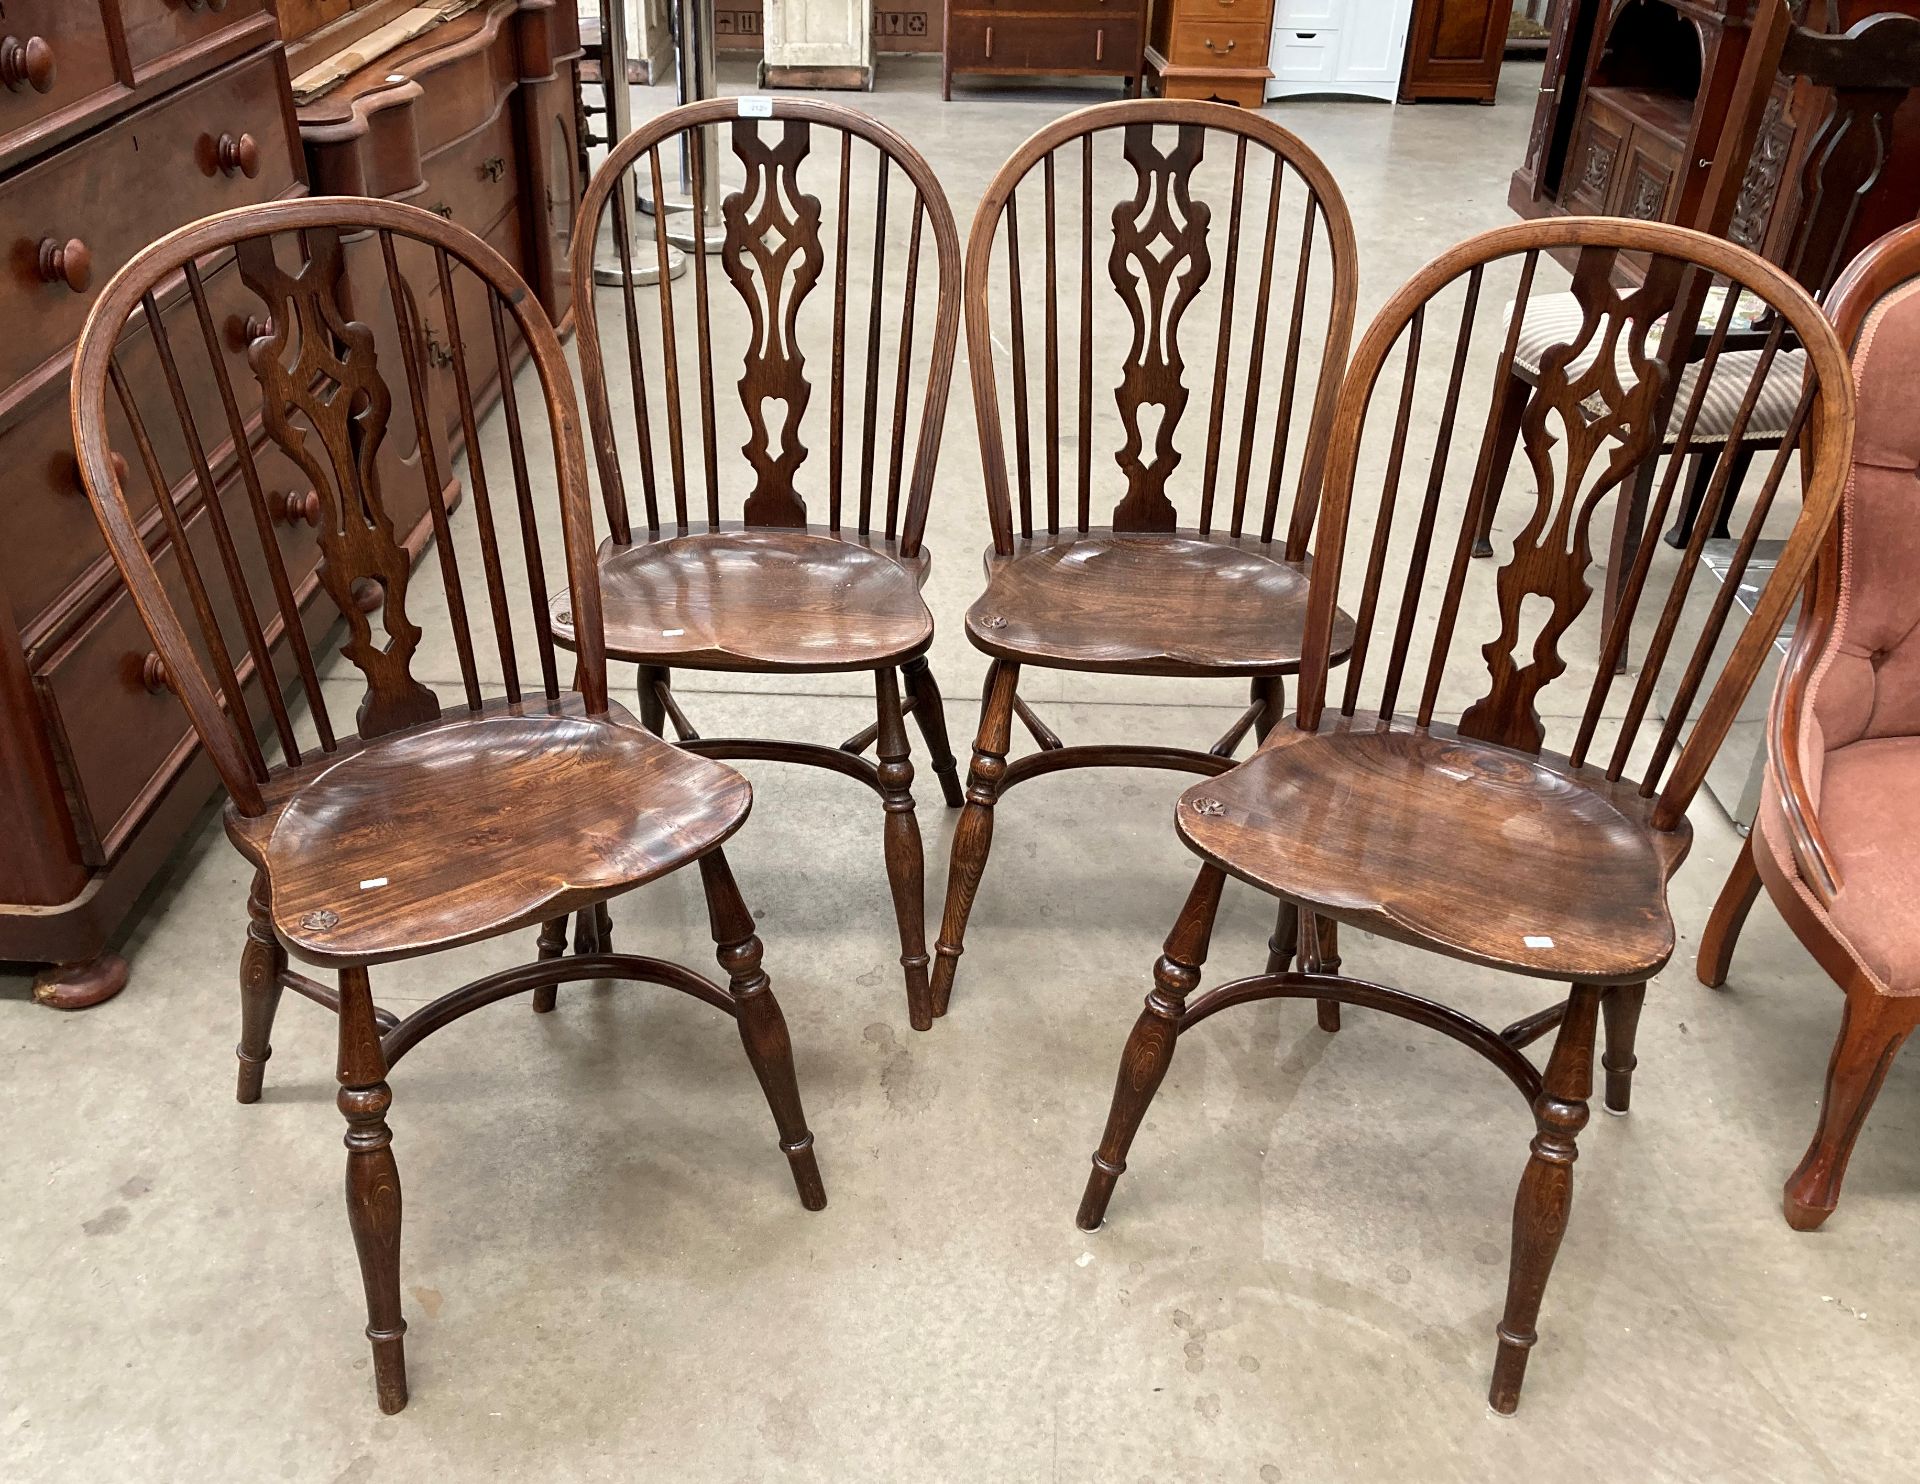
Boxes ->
[1457,249,1685,753]
[721,118,824,528]
[1109,123,1212,532]
[237,230,440,739]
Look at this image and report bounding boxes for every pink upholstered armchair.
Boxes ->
[1699,218,1920,1232]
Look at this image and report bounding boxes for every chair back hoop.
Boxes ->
[962,98,1361,559]
[1296,216,1854,834]
[70,197,605,821]
[569,96,963,556]
[1768,218,1920,898]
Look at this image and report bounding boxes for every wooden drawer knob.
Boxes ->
[140,653,172,696]
[1,35,55,93]
[228,312,272,349]
[268,489,321,527]
[180,0,232,12]
[216,131,260,178]
[351,578,385,614]
[37,236,91,293]
[70,452,128,495]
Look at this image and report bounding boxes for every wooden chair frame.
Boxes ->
[565,97,966,1032]
[1698,218,1920,1232]
[1075,217,1855,1413]
[70,198,825,1414]
[932,99,1361,1020]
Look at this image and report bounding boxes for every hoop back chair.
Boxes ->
[1076,218,1854,1413]
[933,99,1361,1019]
[565,97,964,1031]
[1698,218,1920,1232]
[70,198,826,1413]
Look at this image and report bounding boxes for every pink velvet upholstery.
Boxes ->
[1772,277,1920,992]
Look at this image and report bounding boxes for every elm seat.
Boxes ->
[1176,723,1682,984]
[553,529,936,672]
[228,700,752,967]
[1508,290,1809,442]
[965,532,1359,676]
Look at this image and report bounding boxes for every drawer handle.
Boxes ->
[179,0,232,12]
[481,155,507,183]
[1096,28,1105,60]
[71,452,129,496]
[984,25,993,58]
[429,201,454,220]
[268,489,322,528]
[140,653,173,697]
[1,35,55,94]
[215,131,261,179]
[37,237,91,293]
[351,577,385,615]
[229,312,273,349]
[1204,36,1238,53]
[425,330,455,370]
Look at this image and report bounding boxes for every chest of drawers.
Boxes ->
[942,0,1147,98]
[1147,0,1275,106]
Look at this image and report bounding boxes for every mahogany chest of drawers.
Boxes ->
[942,0,1147,98]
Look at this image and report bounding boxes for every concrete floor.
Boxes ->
[6,56,1918,1483]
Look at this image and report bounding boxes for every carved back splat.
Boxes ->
[721,118,824,528]
[237,229,440,738]
[1457,249,1683,752]
[1108,122,1211,531]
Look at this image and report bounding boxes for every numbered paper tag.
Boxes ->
[738,96,774,118]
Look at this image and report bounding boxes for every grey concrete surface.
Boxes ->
[4,56,1915,1484]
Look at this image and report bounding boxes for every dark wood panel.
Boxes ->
[1401,0,1512,103]
[119,0,275,78]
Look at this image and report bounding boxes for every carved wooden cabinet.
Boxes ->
[0,1,315,1005]
[942,0,1146,98]
[1147,0,1275,107]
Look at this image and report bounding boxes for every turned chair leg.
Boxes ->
[1077,864,1227,1231]
[237,869,287,1103]
[875,668,934,1031]
[337,964,407,1414]
[531,917,568,1013]
[1490,983,1600,1415]
[930,659,1021,1019]
[1783,991,1918,1232]
[637,663,669,735]
[902,656,964,808]
[1266,902,1299,976]
[1471,365,1528,559]
[1697,833,1762,988]
[1301,910,1343,1033]
[1601,983,1646,1115]
[698,848,828,1210]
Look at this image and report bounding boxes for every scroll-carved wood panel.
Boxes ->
[237,230,441,739]
[721,118,825,528]
[1108,122,1212,532]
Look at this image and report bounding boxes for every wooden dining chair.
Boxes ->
[1076,218,1854,1413]
[69,198,826,1414]
[561,97,964,1032]
[932,99,1360,1020]
[1698,219,1920,1233]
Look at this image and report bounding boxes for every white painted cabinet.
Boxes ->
[1265,0,1414,102]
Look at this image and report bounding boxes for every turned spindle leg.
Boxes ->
[531,917,567,1013]
[1300,911,1343,1032]
[930,660,1020,1019]
[1489,983,1599,1415]
[875,668,934,1031]
[337,964,407,1414]
[236,869,287,1103]
[902,656,964,808]
[699,849,827,1211]
[1601,983,1646,1115]
[1077,865,1227,1231]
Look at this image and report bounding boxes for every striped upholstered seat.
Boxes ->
[1506,290,1809,444]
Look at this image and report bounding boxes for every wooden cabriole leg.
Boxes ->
[337,964,407,1414]
[236,868,287,1103]
[531,916,568,1014]
[875,667,934,1031]
[902,656,965,808]
[1600,983,1646,1115]
[930,659,1021,1019]
[1783,990,1918,1232]
[698,848,828,1211]
[1697,833,1761,988]
[1489,982,1600,1415]
[1077,864,1227,1231]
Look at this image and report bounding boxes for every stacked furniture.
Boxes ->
[0,0,308,1006]
[1265,0,1416,102]
[942,0,1145,98]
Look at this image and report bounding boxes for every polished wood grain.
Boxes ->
[567,98,963,1030]
[70,198,826,1412]
[1079,216,1854,1415]
[1696,217,1920,1232]
[933,99,1359,1018]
